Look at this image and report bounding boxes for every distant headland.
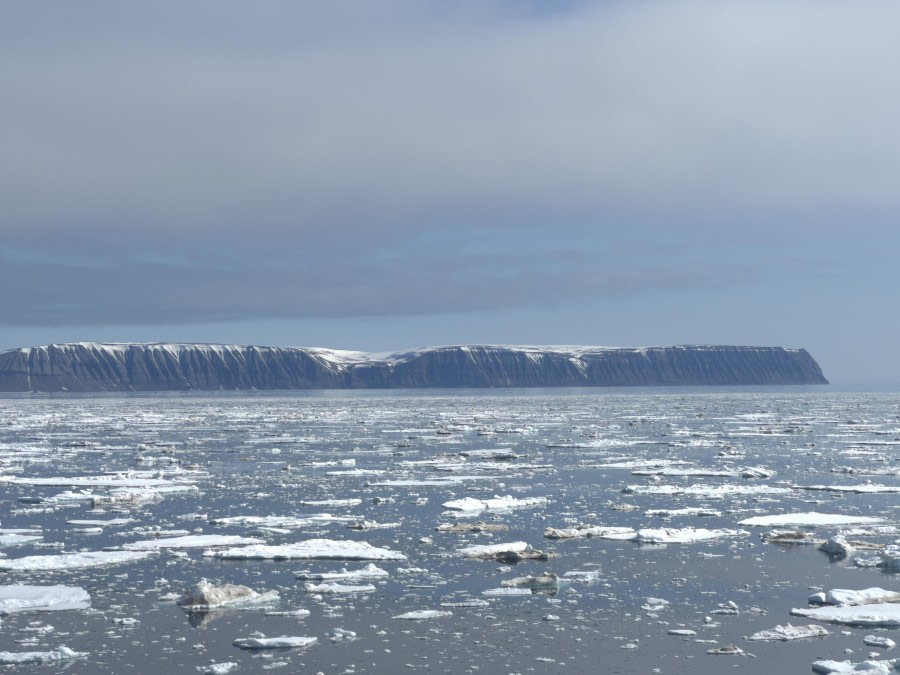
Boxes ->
[0,343,828,392]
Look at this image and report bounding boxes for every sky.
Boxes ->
[1,1,898,386]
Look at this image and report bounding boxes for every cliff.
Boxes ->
[0,343,829,392]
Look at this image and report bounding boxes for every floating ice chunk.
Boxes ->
[66,518,133,527]
[177,579,279,610]
[0,532,42,547]
[668,629,697,636]
[441,495,548,515]
[635,528,747,544]
[393,610,453,620]
[795,485,900,494]
[791,604,900,627]
[631,468,736,477]
[205,663,238,675]
[265,609,311,618]
[0,646,88,664]
[500,574,560,590]
[329,628,356,642]
[0,585,91,613]
[205,539,407,561]
[459,449,518,460]
[761,529,825,545]
[210,514,356,528]
[299,499,362,507]
[436,521,508,533]
[864,636,896,649]
[820,536,858,558]
[457,541,549,561]
[812,658,900,673]
[482,587,532,596]
[741,466,776,479]
[706,645,745,655]
[122,534,264,550]
[303,582,375,594]
[0,474,189,488]
[367,477,491,487]
[644,508,721,518]
[746,623,828,641]
[232,636,317,649]
[809,588,900,607]
[544,525,636,540]
[440,600,490,608]
[0,550,152,572]
[295,563,388,581]
[623,484,791,498]
[641,598,670,612]
[879,546,900,572]
[739,513,887,528]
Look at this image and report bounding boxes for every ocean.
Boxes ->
[0,388,897,673]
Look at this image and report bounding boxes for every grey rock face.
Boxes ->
[0,343,828,392]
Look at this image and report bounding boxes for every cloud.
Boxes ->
[0,0,896,326]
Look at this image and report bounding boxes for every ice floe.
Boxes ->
[0,585,91,613]
[441,495,548,515]
[634,528,747,544]
[0,550,152,572]
[303,582,376,594]
[812,658,900,673]
[746,623,828,641]
[177,580,279,610]
[294,563,389,581]
[808,588,900,607]
[204,538,407,561]
[457,541,550,561]
[232,635,317,649]
[0,646,88,665]
[791,604,900,627]
[121,534,264,550]
[544,525,636,540]
[393,610,453,619]
[738,513,887,528]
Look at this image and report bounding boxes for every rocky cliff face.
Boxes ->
[0,343,829,392]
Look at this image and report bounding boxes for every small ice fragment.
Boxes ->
[864,636,896,649]
[205,663,238,675]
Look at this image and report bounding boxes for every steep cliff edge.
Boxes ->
[0,343,829,392]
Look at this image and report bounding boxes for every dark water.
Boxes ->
[0,389,898,673]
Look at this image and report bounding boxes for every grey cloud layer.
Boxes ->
[1,1,895,325]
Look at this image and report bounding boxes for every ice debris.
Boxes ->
[457,541,550,561]
[808,588,900,607]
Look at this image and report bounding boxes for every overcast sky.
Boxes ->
[2,1,898,385]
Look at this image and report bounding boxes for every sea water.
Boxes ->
[0,388,897,673]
